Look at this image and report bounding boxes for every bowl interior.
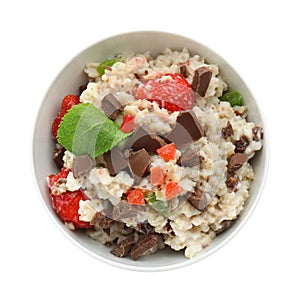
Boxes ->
[33,31,268,271]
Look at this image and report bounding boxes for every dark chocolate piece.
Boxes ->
[101,93,123,120]
[222,121,234,139]
[227,153,248,173]
[112,201,145,221]
[130,234,162,261]
[90,212,115,229]
[128,148,151,180]
[166,111,204,148]
[234,136,249,153]
[125,126,166,153]
[191,67,213,97]
[52,147,65,170]
[111,235,136,258]
[188,188,208,211]
[180,65,189,78]
[178,148,200,167]
[103,147,127,176]
[72,155,95,178]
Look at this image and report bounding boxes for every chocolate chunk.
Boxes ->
[166,111,204,148]
[130,234,162,261]
[125,126,166,153]
[228,153,248,173]
[191,67,213,97]
[72,155,95,178]
[101,93,123,120]
[111,235,136,258]
[180,65,189,78]
[222,121,234,139]
[90,212,115,229]
[178,148,200,167]
[234,136,249,153]
[112,201,145,221]
[188,188,208,211]
[252,126,264,141]
[225,174,239,191]
[128,148,150,181]
[216,220,235,235]
[103,147,127,176]
[52,147,65,169]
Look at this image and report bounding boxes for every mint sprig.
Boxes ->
[145,192,170,217]
[57,103,129,158]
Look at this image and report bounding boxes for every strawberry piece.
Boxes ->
[48,167,69,187]
[51,95,80,139]
[150,166,165,185]
[61,95,80,114]
[134,73,194,112]
[157,143,177,161]
[165,181,183,200]
[51,190,91,229]
[120,114,135,133]
[127,189,145,205]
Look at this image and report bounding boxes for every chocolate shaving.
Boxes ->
[252,126,264,141]
[101,93,123,120]
[222,121,234,139]
[234,136,249,153]
[130,234,162,261]
[90,212,115,229]
[191,67,213,97]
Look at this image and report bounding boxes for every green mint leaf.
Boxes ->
[220,91,243,106]
[97,58,121,76]
[57,103,129,158]
[145,193,170,217]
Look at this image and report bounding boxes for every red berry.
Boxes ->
[51,95,80,140]
[134,73,194,112]
[120,114,135,133]
[48,167,70,187]
[51,190,91,229]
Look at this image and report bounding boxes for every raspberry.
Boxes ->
[134,73,194,112]
[51,190,91,229]
[51,95,80,139]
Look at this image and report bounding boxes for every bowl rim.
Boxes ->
[32,30,269,272]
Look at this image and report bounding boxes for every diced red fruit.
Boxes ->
[133,73,194,112]
[120,114,135,133]
[48,167,70,187]
[157,143,177,161]
[51,95,80,139]
[127,189,145,205]
[61,95,80,115]
[165,181,183,200]
[150,166,165,185]
[51,190,91,229]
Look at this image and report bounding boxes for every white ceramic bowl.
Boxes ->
[33,31,269,271]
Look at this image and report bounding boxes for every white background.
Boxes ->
[1,0,299,301]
